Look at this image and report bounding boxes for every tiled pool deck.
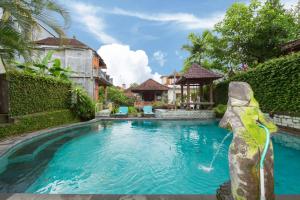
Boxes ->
[0,194,299,200]
[0,194,218,200]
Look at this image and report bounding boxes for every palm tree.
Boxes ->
[0,0,70,63]
[181,31,211,72]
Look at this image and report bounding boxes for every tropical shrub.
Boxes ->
[214,53,300,116]
[7,70,71,116]
[128,106,138,116]
[152,101,170,109]
[99,86,135,106]
[213,104,227,118]
[71,87,95,120]
[111,105,119,114]
[0,110,79,138]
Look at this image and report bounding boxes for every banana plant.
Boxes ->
[48,58,73,80]
[14,51,73,80]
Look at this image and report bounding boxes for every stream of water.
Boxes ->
[199,132,232,172]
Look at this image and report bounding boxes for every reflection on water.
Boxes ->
[0,120,299,194]
[0,126,94,193]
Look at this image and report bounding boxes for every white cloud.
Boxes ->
[98,44,161,87]
[247,0,299,9]
[67,1,224,32]
[153,51,167,67]
[109,8,224,30]
[70,2,119,44]
[281,0,299,9]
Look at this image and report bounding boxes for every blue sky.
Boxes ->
[59,0,297,86]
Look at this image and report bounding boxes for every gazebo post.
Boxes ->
[209,83,213,104]
[200,85,203,101]
[187,82,190,110]
[180,84,184,108]
[197,84,201,109]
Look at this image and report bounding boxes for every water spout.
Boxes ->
[199,132,232,172]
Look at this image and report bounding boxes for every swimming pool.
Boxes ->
[0,120,299,194]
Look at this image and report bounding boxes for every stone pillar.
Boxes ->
[219,82,277,200]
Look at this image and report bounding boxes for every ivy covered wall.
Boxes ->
[7,71,72,116]
[214,52,300,116]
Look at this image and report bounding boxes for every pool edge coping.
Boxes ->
[0,194,299,200]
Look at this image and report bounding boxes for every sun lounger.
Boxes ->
[115,106,128,117]
[143,106,155,117]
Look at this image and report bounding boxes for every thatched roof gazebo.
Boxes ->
[131,79,169,107]
[175,63,222,109]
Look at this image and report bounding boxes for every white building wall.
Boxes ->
[34,47,96,100]
[167,85,187,104]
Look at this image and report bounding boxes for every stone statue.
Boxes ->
[220,82,277,200]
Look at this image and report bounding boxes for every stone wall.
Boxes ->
[155,109,215,119]
[268,114,300,130]
[272,132,300,150]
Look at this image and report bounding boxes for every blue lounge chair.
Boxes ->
[143,106,155,117]
[115,106,128,117]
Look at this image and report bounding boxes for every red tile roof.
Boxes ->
[131,79,169,92]
[35,37,89,48]
[35,37,106,67]
[176,63,222,84]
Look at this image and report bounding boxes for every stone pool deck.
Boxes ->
[155,109,215,119]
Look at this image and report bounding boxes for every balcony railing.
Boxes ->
[98,70,113,84]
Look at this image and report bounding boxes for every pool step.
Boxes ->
[7,128,87,164]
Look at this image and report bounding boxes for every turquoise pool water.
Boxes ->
[0,120,299,194]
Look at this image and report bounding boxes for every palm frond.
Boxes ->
[0,0,70,61]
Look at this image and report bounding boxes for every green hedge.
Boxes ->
[7,71,72,116]
[213,104,227,118]
[0,110,79,137]
[214,53,300,115]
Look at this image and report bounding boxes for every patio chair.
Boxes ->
[115,106,128,117]
[143,106,155,117]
